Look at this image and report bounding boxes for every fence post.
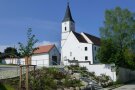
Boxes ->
[43,60,44,66]
[19,66,22,90]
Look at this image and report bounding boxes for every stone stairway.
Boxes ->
[91,80,103,90]
[80,77,103,90]
[58,67,104,90]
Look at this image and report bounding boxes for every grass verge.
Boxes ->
[0,83,15,90]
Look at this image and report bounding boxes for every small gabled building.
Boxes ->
[31,44,60,66]
[2,44,60,67]
[61,3,100,66]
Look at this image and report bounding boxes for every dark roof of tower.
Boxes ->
[72,31,87,43]
[62,3,74,22]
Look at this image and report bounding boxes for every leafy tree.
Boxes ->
[97,7,135,69]
[4,47,19,64]
[4,47,19,58]
[18,28,38,90]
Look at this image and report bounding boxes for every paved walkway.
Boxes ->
[113,81,135,90]
[0,65,34,79]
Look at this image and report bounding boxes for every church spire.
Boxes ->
[62,3,74,22]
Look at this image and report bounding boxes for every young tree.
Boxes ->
[18,28,38,65]
[97,7,135,69]
[18,28,38,90]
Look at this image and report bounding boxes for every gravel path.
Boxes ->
[0,70,20,79]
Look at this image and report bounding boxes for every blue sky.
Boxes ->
[0,0,135,51]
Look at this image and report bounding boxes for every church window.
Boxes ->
[85,47,88,51]
[65,27,67,31]
[85,56,88,60]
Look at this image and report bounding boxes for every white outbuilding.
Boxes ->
[2,44,60,67]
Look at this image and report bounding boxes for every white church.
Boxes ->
[61,3,100,66]
[61,3,117,81]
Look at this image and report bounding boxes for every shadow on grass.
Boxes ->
[0,83,7,90]
[0,83,15,90]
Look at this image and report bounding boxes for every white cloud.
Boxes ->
[35,41,59,48]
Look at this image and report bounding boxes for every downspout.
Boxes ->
[92,44,94,64]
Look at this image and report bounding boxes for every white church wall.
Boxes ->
[80,64,117,81]
[61,32,70,47]
[62,32,94,65]
[61,21,75,46]
[78,43,93,64]
[62,32,78,65]
[62,21,75,33]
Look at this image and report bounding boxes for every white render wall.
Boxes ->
[2,58,17,64]
[2,58,25,65]
[62,32,93,65]
[80,64,117,81]
[2,54,49,67]
[31,53,49,67]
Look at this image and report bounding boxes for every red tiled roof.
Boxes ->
[34,45,55,54]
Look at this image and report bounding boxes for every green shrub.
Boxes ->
[63,77,82,88]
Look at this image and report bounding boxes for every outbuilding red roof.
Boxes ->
[34,45,55,54]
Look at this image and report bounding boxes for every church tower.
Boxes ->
[61,3,75,47]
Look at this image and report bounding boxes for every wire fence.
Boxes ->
[0,60,63,80]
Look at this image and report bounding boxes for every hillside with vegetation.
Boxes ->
[0,65,113,90]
